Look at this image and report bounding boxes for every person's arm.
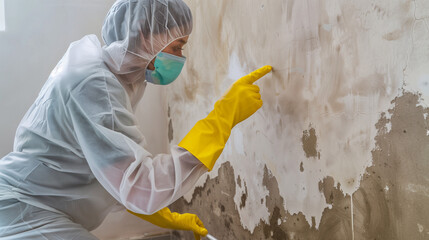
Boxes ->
[66,75,207,215]
[128,65,272,239]
[66,65,271,215]
[179,66,272,170]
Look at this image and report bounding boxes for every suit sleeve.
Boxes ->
[66,75,207,214]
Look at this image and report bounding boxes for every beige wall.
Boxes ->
[169,0,429,239]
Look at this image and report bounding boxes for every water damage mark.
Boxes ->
[302,127,320,159]
[171,93,429,239]
[168,105,173,143]
[239,182,248,209]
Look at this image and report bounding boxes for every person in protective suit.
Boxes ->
[0,0,272,239]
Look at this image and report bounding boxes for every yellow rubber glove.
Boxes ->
[179,65,272,171]
[128,208,208,240]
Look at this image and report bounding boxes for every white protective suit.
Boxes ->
[0,0,207,239]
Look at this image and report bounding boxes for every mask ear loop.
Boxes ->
[124,50,156,73]
[157,52,187,62]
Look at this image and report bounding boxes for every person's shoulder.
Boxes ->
[51,35,119,91]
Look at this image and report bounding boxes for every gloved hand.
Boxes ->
[128,208,208,240]
[179,65,272,171]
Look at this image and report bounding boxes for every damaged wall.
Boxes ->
[167,0,429,239]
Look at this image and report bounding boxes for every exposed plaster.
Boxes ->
[172,92,429,239]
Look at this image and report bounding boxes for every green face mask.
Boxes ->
[145,52,186,85]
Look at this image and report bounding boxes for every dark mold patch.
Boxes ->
[239,183,248,209]
[319,176,335,204]
[167,106,173,143]
[263,206,287,239]
[220,204,225,212]
[300,161,304,172]
[302,127,320,158]
[168,119,173,143]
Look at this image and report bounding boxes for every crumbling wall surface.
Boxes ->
[167,0,429,239]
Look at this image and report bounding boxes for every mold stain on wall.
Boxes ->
[302,127,320,159]
[166,0,429,238]
[172,92,429,239]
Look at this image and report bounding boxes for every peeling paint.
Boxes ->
[167,0,429,238]
[172,92,429,239]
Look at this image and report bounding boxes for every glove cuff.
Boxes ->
[179,109,232,171]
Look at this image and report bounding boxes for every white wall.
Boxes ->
[0,0,169,239]
[0,0,5,31]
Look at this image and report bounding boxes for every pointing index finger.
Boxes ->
[244,65,273,84]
